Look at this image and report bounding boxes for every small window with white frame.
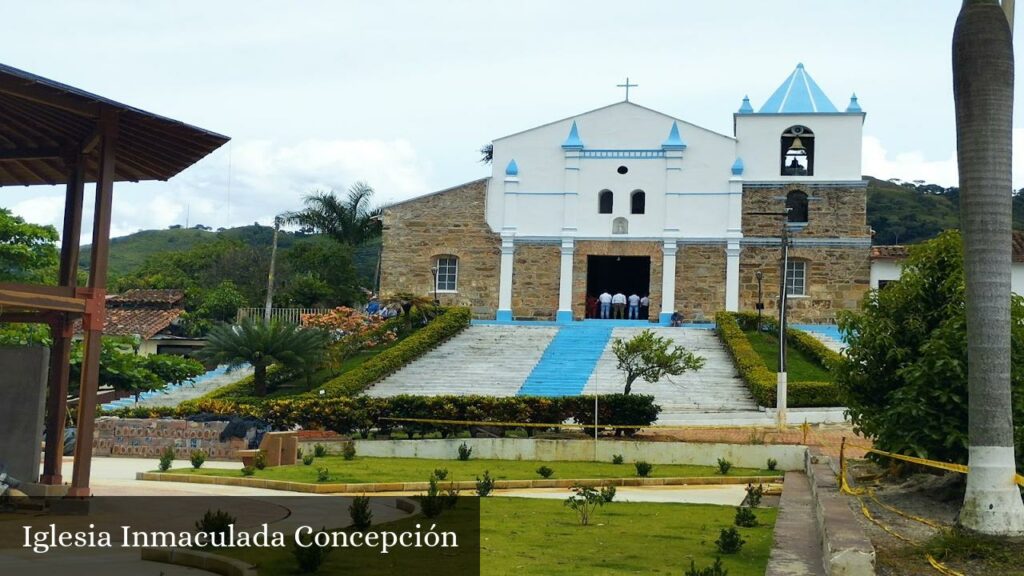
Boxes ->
[434,256,458,292]
[785,260,806,296]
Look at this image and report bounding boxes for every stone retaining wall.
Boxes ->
[92,417,253,459]
[512,243,561,319]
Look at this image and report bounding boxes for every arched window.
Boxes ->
[630,190,646,214]
[786,190,809,225]
[599,190,613,214]
[434,255,458,292]
[780,125,814,176]
[612,217,628,234]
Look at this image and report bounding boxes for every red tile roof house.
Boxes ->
[73,289,205,356]
[870,231,1024,291]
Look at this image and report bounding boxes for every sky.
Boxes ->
[2,0,1021,241]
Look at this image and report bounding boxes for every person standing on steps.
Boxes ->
[612,291,627,319]
[598,291,612,319]
[586,294,598,319]
[627,293,640,320]
[640,294,650,319]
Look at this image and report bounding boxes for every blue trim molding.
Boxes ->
[505,159,519,176]
[556,310,574,324]
[659,311,674,325]
[496,309,513,322]
[562,121,584,149]
[661,121,687,150]
[580,149,665,159]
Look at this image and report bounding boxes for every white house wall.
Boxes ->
[871,259,1024,294]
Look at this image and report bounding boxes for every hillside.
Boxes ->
[864,176,961,245]
[81,225,381,284]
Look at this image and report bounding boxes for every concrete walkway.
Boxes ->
[766,471,825,576]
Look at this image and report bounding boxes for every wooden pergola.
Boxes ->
[0,62,229,496]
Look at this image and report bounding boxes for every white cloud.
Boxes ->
[863,129,1024,190]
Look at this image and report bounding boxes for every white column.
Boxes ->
[726,241,740,311]
[502,175,518,232]
[556,238,575,323]
[562,150,580,233]
[497,235,514,322]
[660,241,677,324]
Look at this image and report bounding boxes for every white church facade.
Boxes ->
[381,64,872,323]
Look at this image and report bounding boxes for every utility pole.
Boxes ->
[265,216,282,323]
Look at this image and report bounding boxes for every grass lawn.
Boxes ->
[166,456,780,484]
[743,330,831,382]
[216,497,777,575]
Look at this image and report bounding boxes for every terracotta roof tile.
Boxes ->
[108,289,185,306]
[873,233,1024,262]
[74,308,184,339]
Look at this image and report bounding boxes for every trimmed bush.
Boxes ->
[158,445,175,472]
[314,443,327,458]
[254,450,267,470]
[715,311,840,407]
[241,466,255,476]
[341,440,356,461]
[302,454,314,466]
[190,449,206,470]
[611,454,624,465]
[316,467,330,482]
[476,471,494,497]
[457,442,473,461]
[600,484,616,503]
[349,495,373,531]
[715,527,745,554]
[536,465,554,479]
[767,457,778,471]
[634,461,653,477]
[716,458,732,475]
[734,506,758,527]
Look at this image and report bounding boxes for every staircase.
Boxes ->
[365,325,557,397]
[584,327,758,414]
[516,325,613,396]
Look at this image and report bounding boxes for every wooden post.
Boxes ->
[68,112,117,498]
[41,154,84,485]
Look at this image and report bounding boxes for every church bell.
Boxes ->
[787,137,807,156]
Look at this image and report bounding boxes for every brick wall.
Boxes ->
[512,244,561,320]
[92,417,253,460]
[379,179,501,318]
[675,244,727,321]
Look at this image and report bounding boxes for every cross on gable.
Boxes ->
[617,77,638,102]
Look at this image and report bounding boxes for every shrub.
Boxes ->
[745,483,764,507]
[444,482,460,509]
[292,527,331,573]
[715,527,746,554]
[457,442,473,461]
[194,509,236,548]
[421,475,445,518]
[349,495,373,531]
[303,454,315,466]
[433,468,449,481]
[536,466,554,479]
[715,312,841,407]
[316,467,330,482]
[634,461,653,477]
[341,440,356,461]
[685,557,729,576]
[476,471,494,497]
[734,506,758,527]
[313,443,327,458]
[766,458,778,471]
[611,454,624,465]
[600,484,617,503]
[189,449,206,470]
[254,450,267,470]
[564,484,604,526]
[716,458,732,475]
[158,445,176,472]
[241,465,256,476]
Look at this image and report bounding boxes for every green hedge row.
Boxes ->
[201,308,472,402]
[105,393,662,437]
[731,311,843,370]
[714,311,841,407]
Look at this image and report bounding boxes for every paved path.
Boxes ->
[101,365,254,410]
[766,471,826,576]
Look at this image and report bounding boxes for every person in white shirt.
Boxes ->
[598,291,612,319]
[628,293,641,319]
[640,294,650,319]
[612,292,627,319]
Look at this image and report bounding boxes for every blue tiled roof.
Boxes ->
[758,63,839,114]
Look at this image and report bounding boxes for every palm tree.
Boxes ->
[953,0,1024,534]
[199,318,328,396]
[284,182,382,247]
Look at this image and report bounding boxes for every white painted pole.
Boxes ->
[594,395,599,461]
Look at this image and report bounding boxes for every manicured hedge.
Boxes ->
[105,393,662,437]
[714,311,841,407]
[731,311,842,370]
[201,308,471,402]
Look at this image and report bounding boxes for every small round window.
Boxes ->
[617,166,628,174]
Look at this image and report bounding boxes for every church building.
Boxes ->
[380,64,871,323]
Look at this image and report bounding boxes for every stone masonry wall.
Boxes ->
[380,179,501,319]
[572,240,662,321]
[742,184,871,238]
[675,244,726,321]
[93,417,253,460]
[738,245,870,323]
[512,244,560,320]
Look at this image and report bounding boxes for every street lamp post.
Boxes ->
[430,266,439,306]
[745,209,793,429]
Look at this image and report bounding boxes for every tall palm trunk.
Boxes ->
[953,0,1024,535]
[265,217,281,323]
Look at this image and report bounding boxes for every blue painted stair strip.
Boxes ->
[517,325,613,396]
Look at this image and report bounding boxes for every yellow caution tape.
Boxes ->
[926,554,965,576]
[844,441,1024,488]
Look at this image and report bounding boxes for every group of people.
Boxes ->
[586,291,650,320]
[364,295,401,319]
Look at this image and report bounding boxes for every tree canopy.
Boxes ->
[611,329,705,395]
[0,207,58,282]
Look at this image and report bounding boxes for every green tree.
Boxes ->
[835,232,1024,489]
[0,208,58,282]
[143,354,205,387]
[611,329,705,395]
[280,237,359,307]
[198,318,328,396]
[952,0,1024,534]
[198,281,248,322]
[69,338,163,400]
[284,182,382,247]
